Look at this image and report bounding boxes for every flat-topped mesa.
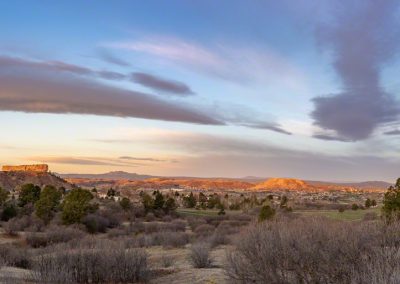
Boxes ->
[2,164,49,173]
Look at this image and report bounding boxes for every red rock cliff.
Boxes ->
[2,164,49,173]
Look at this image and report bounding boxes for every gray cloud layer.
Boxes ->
[97,49,131,67]
[0,55,291,135]
[0,56,221,125]
[0,56,197,96]
[384,129,400,136]
[0,56,127,81]
[131,72,195,96]
[119,156,178,163]
[240,122,292,135]
[30,156,143,167]
[312,134,350,142]
[311,0,400,141]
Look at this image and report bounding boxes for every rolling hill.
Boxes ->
[0,171,72,191]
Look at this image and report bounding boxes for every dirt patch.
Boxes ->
[148,245,229,284]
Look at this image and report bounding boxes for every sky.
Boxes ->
[0,0,400,182]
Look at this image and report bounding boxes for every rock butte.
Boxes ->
[2,164,49,173]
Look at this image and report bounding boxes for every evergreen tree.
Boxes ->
[141,192,154,213]
[280,195,288,208]
[119,197,132,211]
[18,184,41,207]
[61,188,95,225]
[106,188,116,197]
[198,192,207,209]
[259,205,275,222]
[382,178,400,222]
[2,202,17,221]
[35,185,62,224]
[207,194,220,209]
[153,191,165,210]
[184,192,197,208]
[0,187,9,206]
[164,197,177,213]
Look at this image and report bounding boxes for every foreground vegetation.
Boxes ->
[0,179,397,282]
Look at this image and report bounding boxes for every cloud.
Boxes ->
[131,72,195,96]
[0,55,127,81]
[312,134,350,142]
[110,36,227,78]
[239,122,292,135]
[30,156,178,167]
[119,156,178,163]
[384,129,400,136]
[108,36,307,88]
[98,130,292,155]
[0,55,222,125]
[96,70,126,80]
[311,0,400,141]
[95,130,400,181]
[209,103,292,135]
[30,156,142,167]
[0,55,291,134]
[97,49,131,67]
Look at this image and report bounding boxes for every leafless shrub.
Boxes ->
[194,224,215,238]
[225,217,400,283]
[143,220,186,235]
[189,242,212,268]
[26,233,50,248]
[135,231,189,248]
[207,221,240,248]
[3,215,45,235]
[0,245,30,268]
[187,217,207,231]
[128,221,145,234]
[205,215,226,227]
[63,235,120,251]
[32,248,149,283]
[107,227,129,238]
[230,214,252,223]
[162,215,172,222]
[134,234,150,248]
[82,214,110,234]
[98,205,122,228]
[158,231,189,248]
[351,246,400,284]
[144,222,161,233]
[26,226,84,248]
[171,219,187,231]
[161,254,175,268]
[145,212,156,222]
[209,232,229,248]
[363,212,378,221]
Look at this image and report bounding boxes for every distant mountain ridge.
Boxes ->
[60,172,390,192]
[252,178,390,192]
[307,180,392,189]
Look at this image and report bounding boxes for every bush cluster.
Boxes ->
[226,217,400,283]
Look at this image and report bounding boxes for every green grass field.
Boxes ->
[177,207,381,221]
[177,208,221,217]
[297,207,381,221]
